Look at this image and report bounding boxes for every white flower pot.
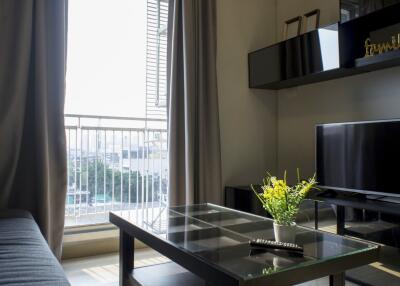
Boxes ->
[273,222,297,243]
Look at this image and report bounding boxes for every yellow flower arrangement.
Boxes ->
[251,170,318,226]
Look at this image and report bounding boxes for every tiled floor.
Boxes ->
[62,249,357,286]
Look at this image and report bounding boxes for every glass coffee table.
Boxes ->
[110,204,379,286]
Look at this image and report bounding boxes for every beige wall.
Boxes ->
[277,67,400,182]
[275,1,400,182]
[276,0,339,42]
[217,0,277,188]
[217,0,400,187]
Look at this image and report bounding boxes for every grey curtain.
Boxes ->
[0,0,68,259]
[167,0,222,206]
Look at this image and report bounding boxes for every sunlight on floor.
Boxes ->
[63,248,169,286]
[78,256,170,285]
[82,264,118,285]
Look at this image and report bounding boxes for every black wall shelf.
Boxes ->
[249,3,400,90]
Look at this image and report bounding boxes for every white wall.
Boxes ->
[217,0,278,187]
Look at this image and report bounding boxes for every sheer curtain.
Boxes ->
[0,0,68,259]
[167,0,222,206]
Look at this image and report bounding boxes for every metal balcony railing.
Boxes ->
[64,114,168,227]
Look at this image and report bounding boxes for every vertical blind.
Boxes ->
[146,0,169,120]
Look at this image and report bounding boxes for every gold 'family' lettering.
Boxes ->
[364,33,400,57]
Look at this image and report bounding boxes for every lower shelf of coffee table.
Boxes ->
[129,261,205,286]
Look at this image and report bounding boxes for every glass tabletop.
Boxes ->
[111,203,378,281]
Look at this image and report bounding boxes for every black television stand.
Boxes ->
[318,189,339,198]
[310,190,400,244]
[366,195,400,204]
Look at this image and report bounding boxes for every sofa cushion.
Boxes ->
[0,211,70,285]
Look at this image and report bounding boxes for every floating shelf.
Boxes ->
[249,3,400,90]
[355,50,400,70]
[250,68,356,90]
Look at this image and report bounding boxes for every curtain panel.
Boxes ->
[167,0,222,206]
[0,0,68,259]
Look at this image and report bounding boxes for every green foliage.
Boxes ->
[68,159,167,204]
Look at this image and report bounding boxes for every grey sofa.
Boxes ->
[0,210,70,286]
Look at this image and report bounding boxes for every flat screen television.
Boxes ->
[316,119,400,198]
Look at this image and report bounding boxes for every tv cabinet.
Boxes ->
[309,190,400,244]
[311,190,400,285]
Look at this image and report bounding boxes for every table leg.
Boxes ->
[329,272,345,286]
[314,201,319,230]
[120,229,134,286]
[336,205,345,235]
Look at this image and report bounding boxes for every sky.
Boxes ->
[65,0,147,118]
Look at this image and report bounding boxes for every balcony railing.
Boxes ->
[64,114,168,227]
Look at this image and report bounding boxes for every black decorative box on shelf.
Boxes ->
[339,2,400,68]
[249,3,400,90]
[248,24,350,90]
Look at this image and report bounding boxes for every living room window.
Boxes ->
[64,0,169,227]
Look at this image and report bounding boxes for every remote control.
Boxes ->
[249,238,303,252]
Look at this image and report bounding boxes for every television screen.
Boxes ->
[316,120,400,197]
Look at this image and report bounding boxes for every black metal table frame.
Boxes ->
[313,194,400,286]
[110,208,378,286]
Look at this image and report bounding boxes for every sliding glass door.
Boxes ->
[64,0,169,227]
